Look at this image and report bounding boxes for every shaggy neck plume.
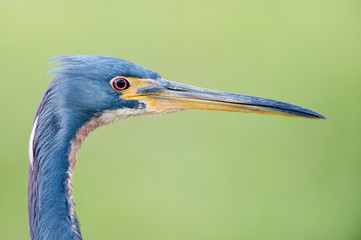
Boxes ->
[28,107,107,240]
[28,80,95,240]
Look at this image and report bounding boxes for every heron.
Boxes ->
[28,55,325,240]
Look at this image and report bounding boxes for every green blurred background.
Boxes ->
[1,0,360,239]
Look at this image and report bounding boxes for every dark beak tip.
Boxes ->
[309,112,327,120]
[305,112,327,120]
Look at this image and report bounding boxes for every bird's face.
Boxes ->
[105,76,325,120]
[54,56,324,122]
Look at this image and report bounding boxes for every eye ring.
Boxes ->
[111,77,129,91]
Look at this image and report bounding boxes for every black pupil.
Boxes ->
[116,79,126,89]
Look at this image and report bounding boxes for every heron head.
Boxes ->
[52,55,325,124]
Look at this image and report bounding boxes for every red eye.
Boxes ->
[112,78,129,91]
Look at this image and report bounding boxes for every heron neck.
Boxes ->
[28,106,91,240]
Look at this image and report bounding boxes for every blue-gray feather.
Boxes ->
[51,55,161,80]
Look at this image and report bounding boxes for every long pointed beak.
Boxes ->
[137,79,326,119]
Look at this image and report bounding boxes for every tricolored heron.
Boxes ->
[28,55,325,240]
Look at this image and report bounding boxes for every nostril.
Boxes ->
[166,87,187,92]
